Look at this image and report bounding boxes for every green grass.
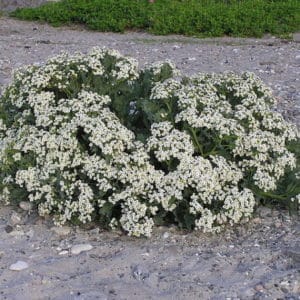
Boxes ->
[10,0,300,37]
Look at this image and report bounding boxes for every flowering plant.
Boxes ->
[0,48,299,236]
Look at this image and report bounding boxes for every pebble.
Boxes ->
[131,264,150,281]
[59,250,69,255]
[70,244,93,255]
[4,225,14,233]
[19,201,33,211]
[252,217,262,224]
[9,261,29,271]
[51,226,71,236]
[163,232,170,239]
[274,222,282,228]
[255,284,264,292]
[280,286,289,293]
[10,211,22,225]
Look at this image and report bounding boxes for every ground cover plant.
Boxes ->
[0,48,299,237]
[10,0,300,38]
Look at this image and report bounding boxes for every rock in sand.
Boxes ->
[19,201,33,211]
[9,261,29,271]
[10,211,22,225]
[71,244,93,255]
[51,226,71,236]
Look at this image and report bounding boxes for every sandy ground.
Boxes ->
[0,204,299,300]
[0,15,300,300]
[0,0,54,11]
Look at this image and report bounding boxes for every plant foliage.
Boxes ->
[10,0,300,38]
[0,48,299,236]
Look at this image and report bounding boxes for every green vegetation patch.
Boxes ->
[10,0,300,37]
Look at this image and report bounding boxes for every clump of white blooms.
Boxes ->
[0,48,299,237]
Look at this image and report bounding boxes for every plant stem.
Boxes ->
[189,127,203,156]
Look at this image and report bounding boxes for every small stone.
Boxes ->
[255,284,264,292]
[252,217,262,224]
[71,244,93,255]
[4,225,14,233]
[131,264,149,281]
[163,232,170,239]
[263,281,273,290]
[10,211,22,225]
[280,286,289,293]
[274,222,282,228]
[9,261,29,271]
[51,226,71,236]
[19,201,33,211]
[59,250,69,255]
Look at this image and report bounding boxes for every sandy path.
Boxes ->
[0,17,299,300]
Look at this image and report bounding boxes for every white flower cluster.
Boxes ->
[150,72,299,193]
[233,130,297,191]
[147,121,194,162]
[147,60,181,77]
[0,49,298,236]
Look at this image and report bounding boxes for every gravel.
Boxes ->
[0,0,53,11]
[0,204,299,299]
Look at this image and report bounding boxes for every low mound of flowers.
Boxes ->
[0,48,299,236]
